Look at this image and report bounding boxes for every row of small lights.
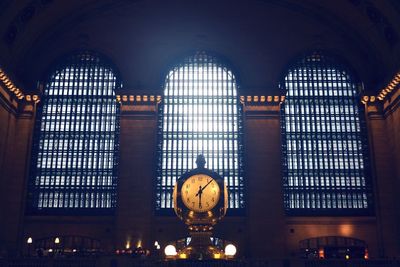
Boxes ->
[361,72,400,104]
[116,95,285,104]
[116,95,161,103]
[0,68,40,103]
[0,68,24,100]
[241,95,285,103]
[1,68,398,106]
[377,71,400,101]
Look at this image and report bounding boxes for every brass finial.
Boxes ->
[196,155,206,169]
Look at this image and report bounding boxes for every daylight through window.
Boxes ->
[156,52,244,213]
[281,52,373,215]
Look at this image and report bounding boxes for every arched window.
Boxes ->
[280,52,373,215]
[27,51,121,214]
[156,52,244,214]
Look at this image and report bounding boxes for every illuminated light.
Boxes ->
[122,95,128,102]
[136,239,142,248]
[345,255,350,260]
[129,95,134,102]
[116,95,121,101]
[178,253,187,259]
[224,244,237,256]
[274,96,279,102]
[260,96,266,102]
[362,96,369,102]
[253,96,259,102]
[54,237,60,244]
[154,241,159,247]
[214,253,221,259]
[318,248,324,259]
[156,95,162,103]
[339,224,354,236]
[26,95,32,101]
[280,95,285,102]
[370,96,376,102]
[164,244,177,256]
[150,95,155,102]
[364,248,369,259]
[32,95,39,101]
[115,249,120,254]
[267,96,272,102]
[125,241,131,249]
[18,95,24,100]
[246,96,252,102]
[143,95,148,101]
[27,237,33,244]
[156,245,160,250]
[136,95,141,102]
[239,96,245,103]
[72,249,77,252]
[48,249,53,252]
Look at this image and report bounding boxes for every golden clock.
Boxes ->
[171,155,229,260]
[181,174,220,213]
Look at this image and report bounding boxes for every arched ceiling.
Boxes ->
[0,0,399,95]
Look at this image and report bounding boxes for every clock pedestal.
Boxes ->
[173,155,229,260]
[178,226,225,260]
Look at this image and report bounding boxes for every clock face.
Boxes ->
[181,174,220,213]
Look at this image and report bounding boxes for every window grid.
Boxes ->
[156,52,244,214]
[27,52,120,214]
[281,52,373,215]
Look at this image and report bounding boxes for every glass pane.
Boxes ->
[156,52,244,212]
[281,52,372,215]
[28,52,120,213]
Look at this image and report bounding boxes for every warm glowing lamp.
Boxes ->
[54,237,60,244]
[27,237,33,244]
[164,245,177,256]
[224,244,237,257]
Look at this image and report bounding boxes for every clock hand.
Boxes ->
[195,185,203,197]
[195,185,203,208]
[201,178,213,191]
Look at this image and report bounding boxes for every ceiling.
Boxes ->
[0,0,399,95]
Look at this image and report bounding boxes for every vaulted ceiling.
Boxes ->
[0,0,399,95]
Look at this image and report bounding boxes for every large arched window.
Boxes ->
[27,51,121,214]
[281,52,373,215]
[156,52,244,214]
